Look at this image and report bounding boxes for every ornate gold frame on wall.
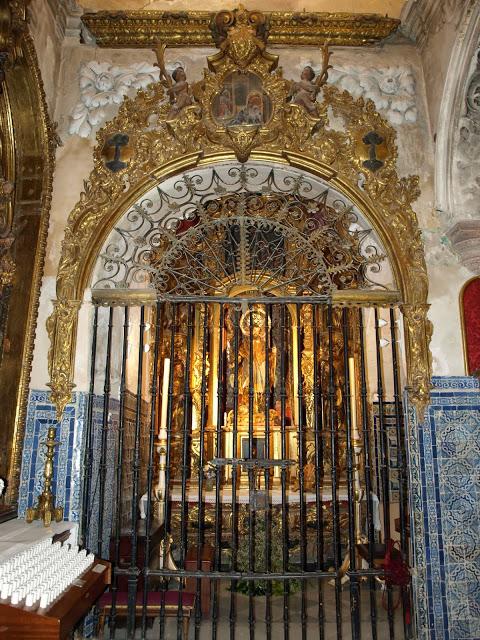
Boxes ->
[0,1,56,506]
[47,7,431,427]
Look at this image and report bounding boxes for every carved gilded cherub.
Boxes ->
[153,43,194,119]
[287,44,332,116]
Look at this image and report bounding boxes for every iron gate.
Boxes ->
[81,297,411,640]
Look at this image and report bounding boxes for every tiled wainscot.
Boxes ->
[409,377,480,640]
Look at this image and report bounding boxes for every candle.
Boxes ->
[348,356,359,441]
[160,357,170,439]
[211,376,218,427]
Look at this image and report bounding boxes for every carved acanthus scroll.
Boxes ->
[402,304,433,421]
[46,299,82,420]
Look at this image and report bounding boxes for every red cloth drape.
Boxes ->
[462,278,480,375]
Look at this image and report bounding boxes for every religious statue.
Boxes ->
[288,44,332,116]
[237,306,276,414]
[153,43,194,120]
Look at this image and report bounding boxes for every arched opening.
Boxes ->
[39,10,431,635]
[79,160,411,638]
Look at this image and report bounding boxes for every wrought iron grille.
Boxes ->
[92,164,388,295]
[81,298,412,640]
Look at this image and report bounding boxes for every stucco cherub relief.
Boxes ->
[453,48,480,221]
[69,61,159,137]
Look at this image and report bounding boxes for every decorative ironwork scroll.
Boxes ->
[93,168,386,296]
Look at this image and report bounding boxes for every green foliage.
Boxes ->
[233,511,300,596]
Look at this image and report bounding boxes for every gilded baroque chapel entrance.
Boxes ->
[82,162,412,639]
[42,7,431,639]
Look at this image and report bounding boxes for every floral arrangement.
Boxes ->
[234,514,300,596]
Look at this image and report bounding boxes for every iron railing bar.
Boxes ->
[176,302,194,640]
[91,289,401,307]
[358,307,378,640]
[327,304,342,640]
[116,567,386,579]
[159,303,178,638]
[81,305,99,549]
[312,304,325,640]
[212,302,225,640]
[158,295,332,305]
[81,305,100,640]
[229,305,241,640]
[390,307,411,637]
[127,305,145,639]
[247,303,256,640]
[295,303,308,640]
[279,304,290,640]
[264,302,272,640]
[141,302,162,637]
[109,306,129,639]
[194,302,209,640]
[341,307,361,640]
[97,306,114,558]
[374,307,395,640]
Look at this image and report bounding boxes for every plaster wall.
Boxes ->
[28,0,65,116]
[28,25,469,391]
[420,20,460,139]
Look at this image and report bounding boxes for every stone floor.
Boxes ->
[92,580,410,639]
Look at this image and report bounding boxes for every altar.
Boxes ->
[154,301,355,497]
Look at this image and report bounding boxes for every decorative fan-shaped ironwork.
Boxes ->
[150,192,383,297]
[93,164,385,297]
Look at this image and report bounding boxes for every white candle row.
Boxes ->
[0,537,94,611]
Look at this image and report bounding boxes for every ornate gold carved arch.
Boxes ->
[47,6,431,422]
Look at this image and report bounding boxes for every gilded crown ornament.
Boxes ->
[212,5,268,68]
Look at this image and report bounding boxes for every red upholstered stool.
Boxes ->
[97,590,195,638]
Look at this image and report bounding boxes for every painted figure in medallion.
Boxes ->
[213,71,272,127]
[218,88,234,119]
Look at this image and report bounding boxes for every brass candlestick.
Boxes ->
[26,425,63,526]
